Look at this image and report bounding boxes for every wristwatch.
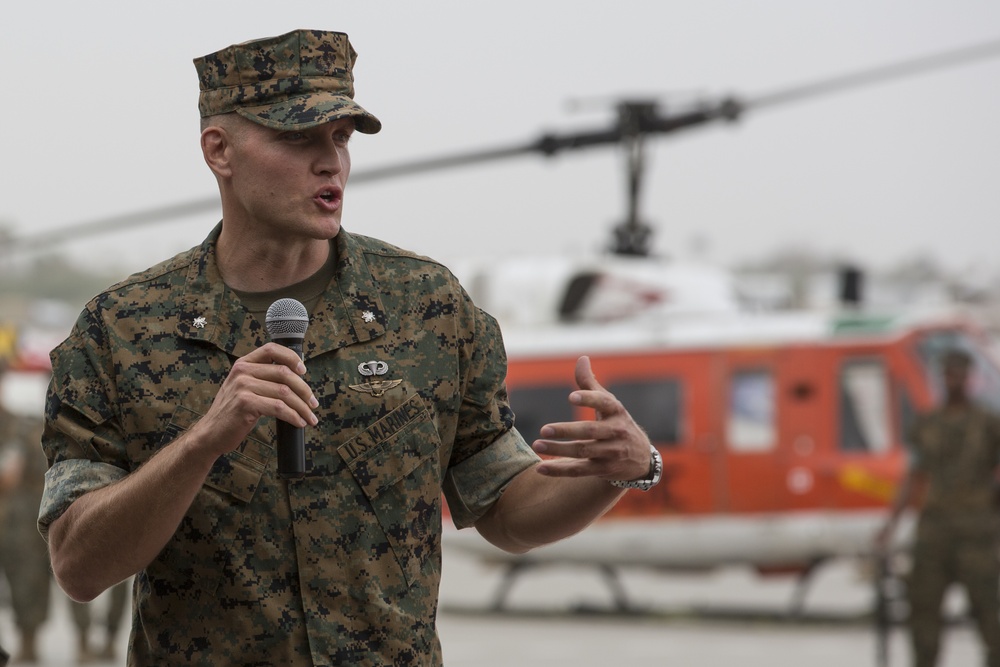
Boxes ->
[610,445,663,492]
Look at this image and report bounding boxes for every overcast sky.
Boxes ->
[2,1,999,280]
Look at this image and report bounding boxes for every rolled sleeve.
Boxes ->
[39,308,127,542]
[38,458,127,541]
[443,427,539,529]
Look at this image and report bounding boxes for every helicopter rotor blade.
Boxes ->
[1,196,220,256]
[0,128,627,256]
[4,37,1000,257]
[358,35,1000,178]
[744,37,1000,112]
[351,127,624,184]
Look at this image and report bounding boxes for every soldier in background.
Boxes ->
[0,364,51,664]
[68,580,130,663]
[877,348,1000,667]
[0,402,18,666]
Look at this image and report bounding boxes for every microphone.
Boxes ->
[265,298,309,479]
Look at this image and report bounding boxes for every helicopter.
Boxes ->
[3,37,1000,616]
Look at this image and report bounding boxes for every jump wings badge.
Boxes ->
[350,360,403,397]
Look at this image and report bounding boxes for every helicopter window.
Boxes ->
[608,379,683,446]
[727,370,775,452]
[839,359,891,454]
[915,330,1000,413]
[508,385,576,443]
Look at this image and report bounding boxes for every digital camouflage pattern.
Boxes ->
[0,406,50,638]
[906,407,1000,667]
[39,225,539,667]
[908,520,1000,667]
[909,406,1000,519]
[194,29,381,134]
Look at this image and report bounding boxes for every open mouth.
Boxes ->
[315,188,341,206]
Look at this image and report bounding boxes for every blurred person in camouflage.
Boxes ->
[0,363,51,664]
[68,579,130,663]
[0,391,16,666]
[877,348,1000,667]
[37,29,662,666]
[0,406,13,662]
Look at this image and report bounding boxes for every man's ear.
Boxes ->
[201,126,232,178]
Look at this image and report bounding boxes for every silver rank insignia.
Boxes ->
[350,360,403,397]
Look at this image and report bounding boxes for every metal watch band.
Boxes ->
[610,445,662,491]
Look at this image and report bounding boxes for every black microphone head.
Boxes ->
[265,298,309,340]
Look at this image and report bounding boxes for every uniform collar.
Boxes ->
[176,224,386,360]
[310,227,388,358]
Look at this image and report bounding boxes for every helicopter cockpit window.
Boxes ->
[915,330,1000,413]
[839,359,891,454]
[608,379,684,446]
[508,385,576,443]
[727,369,775,452]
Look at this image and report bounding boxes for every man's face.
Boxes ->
[222,115,355,242]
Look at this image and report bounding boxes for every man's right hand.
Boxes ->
[191,342,319,459]
[49,342,319,602]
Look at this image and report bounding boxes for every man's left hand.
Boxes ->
[531,356,652,483]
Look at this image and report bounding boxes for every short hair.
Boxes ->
[200,112,244,134]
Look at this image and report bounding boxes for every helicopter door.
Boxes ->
[837,356,893,456]
[831,353,899,510]
[718,353,783,512]
[775,347,836,511]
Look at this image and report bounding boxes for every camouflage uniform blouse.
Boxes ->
[908,404,1000,532]
[38,226,539,667]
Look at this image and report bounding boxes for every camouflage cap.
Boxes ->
[193,29,381,134]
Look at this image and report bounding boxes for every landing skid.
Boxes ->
[787,557,826,619]
[490,561,638,613]
[482,557,853,619]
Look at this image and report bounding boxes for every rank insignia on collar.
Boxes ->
[193,316,207,329]
[350,360,403,397]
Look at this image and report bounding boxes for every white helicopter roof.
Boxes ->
[452,253,738,324]
[447,254,970,357]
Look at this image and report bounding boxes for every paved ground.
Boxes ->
[0,550,983,666]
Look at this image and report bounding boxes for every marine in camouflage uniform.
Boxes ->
[881,349,1000,667]
[69,578,131,662]
[0,394,50,662]
[0,402,17,658]
[40,225,536,665]
[39,29,657,667]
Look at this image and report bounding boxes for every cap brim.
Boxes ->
[236,93,381,134]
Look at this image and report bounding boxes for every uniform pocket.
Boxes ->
[145,405,269,601]
[338,395,443,588]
